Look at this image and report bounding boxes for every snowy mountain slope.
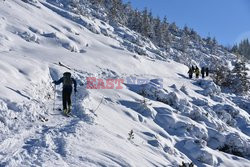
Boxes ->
[0,0,250,167]
[46,0,238,70]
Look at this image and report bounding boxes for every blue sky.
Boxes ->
[122,0,250,46]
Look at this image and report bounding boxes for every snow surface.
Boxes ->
[0,0,250,167]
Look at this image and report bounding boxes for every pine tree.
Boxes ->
[230,61,250,94]
[212,65,231,86]
[153,16,162,46]
[189,28,200,42]
[127,10,142,32]
[147,10,155,39]
[122,1,133,26]
[231,44,238,54]
[161,16,171,49]
[180,31,189,52]
[183,25,190,35]
[107,0,123,24]
[169,22,178,36]
[230,39,250,60]
[141,8,150,37]
[238,39,250,59]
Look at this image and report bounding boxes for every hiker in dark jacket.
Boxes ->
[195,66,200,78]
[53,72,77,114]
[188,67,193,79]
[205,67,209,77]
[201,67,205,78]
[192,65,195,72]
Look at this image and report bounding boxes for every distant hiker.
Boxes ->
[192,65,195,72]
[195,66,200,78]
[53,72,77,115]
[188,67,193,79]
[201,67,205,78]
[205,67,209,77]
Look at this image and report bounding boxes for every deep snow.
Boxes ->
[0,0,250,167]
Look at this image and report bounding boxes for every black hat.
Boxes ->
[63,72,71,77]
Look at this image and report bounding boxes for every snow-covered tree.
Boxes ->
[189,28,200,42]
[211,59,250,94]
[205,36,217,54]
[106,0,124,24]
[180,31,189,52]
[141,8,151,37]
[127,10,142,32]
[169,22,179,36]
[212,65,231,86]
[230,61,250,94]
[153,16,162,46]
[161,16,171,49]
[237,39,250,59]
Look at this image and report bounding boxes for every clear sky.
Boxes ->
[122,0,250,46]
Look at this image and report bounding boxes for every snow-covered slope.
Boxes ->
[0,0,250,167]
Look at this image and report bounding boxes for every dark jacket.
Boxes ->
[54,77,77,91]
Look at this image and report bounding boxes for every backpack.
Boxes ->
[63,72,72,86]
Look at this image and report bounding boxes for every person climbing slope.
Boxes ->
[188,67,193,79]
[205,67,209,77]
[201,67,205,78]
[53,72,77,115]
[195,66,200,78]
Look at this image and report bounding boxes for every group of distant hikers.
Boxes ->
[188,65,209,79]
